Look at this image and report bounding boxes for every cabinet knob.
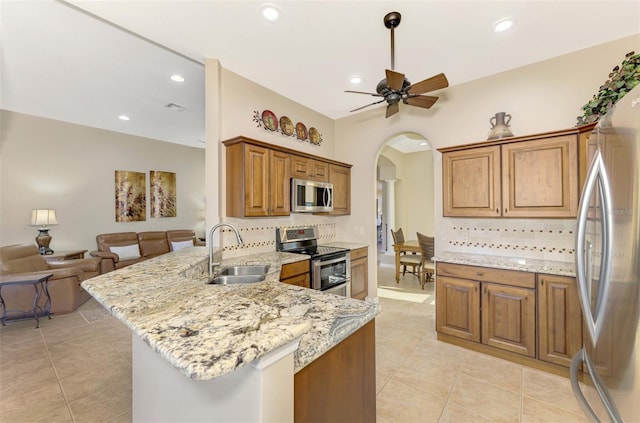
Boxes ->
[504,208,508,214]
[496,208,499,214]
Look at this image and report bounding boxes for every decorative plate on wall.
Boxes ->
[308,127,321,145]
[295,122,308,140]
[279,116,293,136]
[261,110,278,131]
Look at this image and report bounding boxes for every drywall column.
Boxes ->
[384,179,397,253]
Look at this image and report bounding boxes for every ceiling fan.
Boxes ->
[346,11,449,118]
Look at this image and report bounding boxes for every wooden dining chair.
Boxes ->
[416,232,435,289]
[391,228,421,278]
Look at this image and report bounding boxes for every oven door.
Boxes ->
[322,280,351,298]
[312,253,350,292]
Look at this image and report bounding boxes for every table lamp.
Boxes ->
[30,209,58,255]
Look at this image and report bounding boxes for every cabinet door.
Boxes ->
[311,160,329,182]
[502,134,578,217]
[243,144,270,217]
[350,248,368,300]
[482,283,536,357]
[442,146,501,217]
[538,274,582,367]
[269,150,291,216]
[328,164,350,215]
[436,276,480,342]
[282,273,310,288]
[291,155,312,180]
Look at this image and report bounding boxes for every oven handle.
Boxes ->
[313,256,347,267]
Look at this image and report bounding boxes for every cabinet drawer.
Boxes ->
[282,272,310,288]
[350,247,367,261]
[280,260,310,280]
[437,262,535,289]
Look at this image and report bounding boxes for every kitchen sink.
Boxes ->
[218,264,270,276]
[206,274,267,285]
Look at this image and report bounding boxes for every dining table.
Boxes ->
[393,239,421,283]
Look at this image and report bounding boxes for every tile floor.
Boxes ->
[0,263,595,422]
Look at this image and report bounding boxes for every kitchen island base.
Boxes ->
[132,335,300,423]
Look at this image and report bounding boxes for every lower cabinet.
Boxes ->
[350,247,368,300]
[538,274,583,366]
[280,260,310,288]
[436,262,583,369]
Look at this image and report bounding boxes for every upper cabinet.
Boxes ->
[223,136,352,218]
[440,124,595,218]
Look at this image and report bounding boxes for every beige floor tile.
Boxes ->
[58,355,131,404]
[68,385,132,423]
[41,321,102,348]
[393,352,460,400]
[40,311,91,334]
[0,319,43,346]
[0,380,72,423]
[108,409,132,423]
[522,367,584,415]
[459,352,523,394]
[448,373,521,423]
[522,396,591,423]
[48,333,123,379]
[376,415,393,423]
[377,378,447,423]
[0,352,58,397]
[439,403,496,423]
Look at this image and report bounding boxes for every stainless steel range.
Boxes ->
[275,226,350,297]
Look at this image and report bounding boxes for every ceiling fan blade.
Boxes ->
[386,69,405,91]
[385,103,399,118]
[404,95,439,109]
[407,73,449,95]
[349,99,386,113]
[344,90,383,97]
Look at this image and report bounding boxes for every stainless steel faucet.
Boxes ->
[208,223,244,275]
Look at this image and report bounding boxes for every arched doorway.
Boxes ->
[375,132,435,283]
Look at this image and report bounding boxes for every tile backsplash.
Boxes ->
[214,215,337,258]
[441,218,576,263]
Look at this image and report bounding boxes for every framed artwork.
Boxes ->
[150,171,177,218]
[115,170,146,222]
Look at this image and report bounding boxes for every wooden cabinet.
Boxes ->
[436,262,536,357]
[482,283,536,357]
[328,164,351,215]
[442,146,501,217]
[440,126,585,218]
[223,136,352,217]
[350,247,368,300]
[501,135,578,217]
[538,274,583,366]
[225,142,290,217]
[435,275,481,342]
[279,260,310,288]
[291,155,329,182]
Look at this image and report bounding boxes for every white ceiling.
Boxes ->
[2,0,639,150]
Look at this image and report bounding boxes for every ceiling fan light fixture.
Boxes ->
[261,4,280,22]
[170,74,185,82]
[350,76,362,84]
[493,17,515,33]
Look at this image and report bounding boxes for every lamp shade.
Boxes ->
[30,209,58,226]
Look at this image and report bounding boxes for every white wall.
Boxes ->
[335,34,640,299]
[0,110,205,252]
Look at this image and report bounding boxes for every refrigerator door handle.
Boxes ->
[571,349,624,423]
[576,149,614,345]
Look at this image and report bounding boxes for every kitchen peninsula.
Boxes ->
[81,247,379,422]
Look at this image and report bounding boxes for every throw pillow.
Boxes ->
[171,240,194,251]
[110,244,141,261]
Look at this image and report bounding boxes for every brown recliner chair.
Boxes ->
[91,232,146,274]
[0,244,100,314]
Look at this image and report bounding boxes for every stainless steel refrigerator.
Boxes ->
[571,84,640,422]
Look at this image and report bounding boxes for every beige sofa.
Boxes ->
[90,230,204,274]
[0,244,101,314]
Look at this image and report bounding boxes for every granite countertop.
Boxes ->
[81,247,380,381]
[433,251,576,277]
[322,241,369,250]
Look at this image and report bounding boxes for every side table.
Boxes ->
[42,249,87,262]
[0,273,53,328]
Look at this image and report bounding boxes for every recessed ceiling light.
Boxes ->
[419,142,428,146]
[170,74,185,82]
[261,4,279,21]
[350,76,362,84]
[118,115,130,121]
[493,17,515,33]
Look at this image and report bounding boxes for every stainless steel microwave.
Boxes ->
[291,178,333,213]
